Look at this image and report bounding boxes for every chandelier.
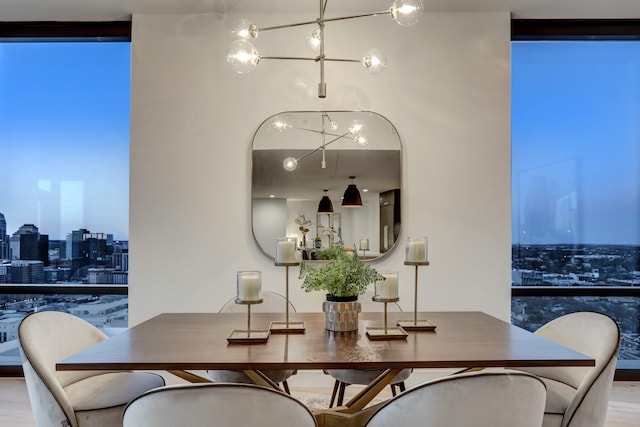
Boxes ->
[275,112,367,172]
[226,0,424,98]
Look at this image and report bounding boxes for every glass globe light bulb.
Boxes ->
[355,133,368,146]
[361,49,387,74]
[283,157,298,171]
[230,19,259,40]
[349,122,364,134]
[306,28,322,51]
[328,121,338,131]
[272,117,289,131]
[226,39,260,74]
[390,0,424,26]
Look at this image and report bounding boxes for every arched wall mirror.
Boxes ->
[252,111,402,261]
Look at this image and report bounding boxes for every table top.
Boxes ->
[57,311,594,372]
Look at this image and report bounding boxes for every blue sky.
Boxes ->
[512,41,640,245]
[0,42,131,240]
[0,40,638,245]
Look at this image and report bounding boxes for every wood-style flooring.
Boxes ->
[1,374,638,426]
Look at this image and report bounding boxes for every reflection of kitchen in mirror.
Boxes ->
[252,111,401,261]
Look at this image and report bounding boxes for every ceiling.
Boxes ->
[0,0,640,21]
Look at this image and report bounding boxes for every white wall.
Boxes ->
[129,11,511,325]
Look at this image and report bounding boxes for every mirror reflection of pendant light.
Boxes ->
[342,176,363,208]
[225,0,424,98]
[317,190,334,213]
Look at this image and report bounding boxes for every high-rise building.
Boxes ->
[0,212,8,260]
[83,232,113,263]
[66,228,89,260]
[10,260,45,284]
[9,224,48,265]
[65,229,115,278]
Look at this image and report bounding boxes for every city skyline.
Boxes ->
[0,41,131,240]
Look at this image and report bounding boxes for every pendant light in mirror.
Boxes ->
[342,176,363,208]
[318,190,334,213]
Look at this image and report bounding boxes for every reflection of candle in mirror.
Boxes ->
[276,238,297,264]
[359,238,369,251]
[376,271,398,299]
[237,271,261,301]
[383,226,389,250]
[406,238,428,263]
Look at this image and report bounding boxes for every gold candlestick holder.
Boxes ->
[366,295,408,340]
[227,298,270,343]
[397,262,437,331]
[270,262,306,333]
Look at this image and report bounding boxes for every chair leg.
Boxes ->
[329,380,340,408]
[390,381,406,397]
[282,380,291,395]
[337,381,348,407]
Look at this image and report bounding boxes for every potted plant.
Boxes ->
[299,241,382,331]
[294,214,311,247]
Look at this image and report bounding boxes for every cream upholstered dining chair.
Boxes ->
[514,311,620,427]
[364,370,547,427]
[18,311,166,427]
[208,291,297,393]
[326,289,413,407]
[123,383,317,427]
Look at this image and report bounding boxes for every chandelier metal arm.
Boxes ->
[293,131,351,163]
[317,10,392,24]
[322,58,361,63]
[260,56,317,61]
[259,56,360,63]
[255,10,391,33]
[288,126,353,141]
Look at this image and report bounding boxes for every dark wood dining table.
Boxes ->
[57,311,594,426]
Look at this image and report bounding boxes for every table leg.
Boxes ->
[166,370,212,383]
[242,369,281,390]
[339,368,402,413]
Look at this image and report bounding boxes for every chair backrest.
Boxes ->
[364,371,547,427]
[18,311,110,427]
[219,290,295,313]
[517,311,620,427]
[123,383,317,427]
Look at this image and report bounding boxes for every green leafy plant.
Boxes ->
[295,214,311,235]
[299,241,382,298]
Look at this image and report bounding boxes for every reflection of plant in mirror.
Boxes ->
[295,214,311,235]
[299,241,383,298]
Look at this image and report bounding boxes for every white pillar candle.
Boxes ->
[360,238,369,251]
[237,271,261,301]
[405,238,428,263]
[275,237,297,264]
[376,271,399,299]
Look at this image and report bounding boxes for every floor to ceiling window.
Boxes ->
[0,23,131,371]
[511,21,640,375]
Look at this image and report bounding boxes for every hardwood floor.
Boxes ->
[1,375,638,426]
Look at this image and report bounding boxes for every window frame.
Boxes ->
[511,18,640,380]
[0,21,131,377]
